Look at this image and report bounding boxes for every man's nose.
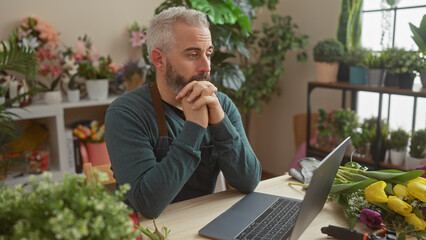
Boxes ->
[198,55,211,73]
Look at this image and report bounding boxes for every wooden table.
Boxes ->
[139,175,367,239]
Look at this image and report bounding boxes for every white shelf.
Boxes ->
[3,96,117,187]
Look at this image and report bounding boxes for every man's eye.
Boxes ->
[207,53,213,59]
[189,54,198,59]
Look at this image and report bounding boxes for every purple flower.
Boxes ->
[422,208,426,220]
[360,209,383,228]
[415,165,426,178]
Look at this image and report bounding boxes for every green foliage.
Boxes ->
[409,14,426,54]
[36,72,64,92]
[351,127,371,149]
[313,38,344,63]
[390,128,410,151]
[337,0,363,51]
[78,56,114,80]
[409,129,426,158]
[0,41,38,85]
[135,219,170,240]
[315,108,332,137]
[0,172,139,239]
[382,48,422,74]
[331,108,359,141]
[362,50,388,69]
[343,47,370,67]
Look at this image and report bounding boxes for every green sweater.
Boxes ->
[105,84,261,218]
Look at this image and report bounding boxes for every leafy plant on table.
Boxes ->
[135,218,170,240]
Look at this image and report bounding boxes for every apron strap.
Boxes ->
[150,82,168,137]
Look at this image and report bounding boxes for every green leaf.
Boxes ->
[330,179,377,194]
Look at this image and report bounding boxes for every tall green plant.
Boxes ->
[337,0,363,51]
[409,14,426,54]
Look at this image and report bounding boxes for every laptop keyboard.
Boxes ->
[236,198,302,240]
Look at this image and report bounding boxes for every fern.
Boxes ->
[0,41,38,84]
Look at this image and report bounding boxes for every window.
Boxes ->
[357,0,426,132]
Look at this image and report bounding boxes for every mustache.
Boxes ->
[190,72,210,81]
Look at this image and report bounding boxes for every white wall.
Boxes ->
[0,0,343,176]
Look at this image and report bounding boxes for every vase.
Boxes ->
[85,142,111,166]
[390,149,405,166]
[405,155,426,170]
[67,89,80,103]
[315,62,339,83]
[366,69,386,87]
[86,79,109,101]
[349,66,367,85]
[44,90,62,105]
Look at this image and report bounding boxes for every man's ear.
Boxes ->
[151,49,165,72]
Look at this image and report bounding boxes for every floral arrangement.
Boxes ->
[0,172,138,239]
[329,159,426,239]
[12,16,63,92]
[72,120,105,143]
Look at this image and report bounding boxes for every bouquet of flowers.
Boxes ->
[329,159,426,239]
[128,21,147,48]
[72,120,105,143]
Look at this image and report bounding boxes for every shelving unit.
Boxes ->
[3,96,118,187]
[306,82,426,170]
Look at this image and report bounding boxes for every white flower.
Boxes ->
[18,37,39,52]
[63,56,79,75]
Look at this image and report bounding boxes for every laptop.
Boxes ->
[199,137,350,240]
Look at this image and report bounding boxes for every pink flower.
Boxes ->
[18,28,32,41]
[129,30,146,47]
[88,46,100,61]
[51,65,62,77]
[73,52,84,61]
[75,39,86,53]
[39,64,51,76]
[35,20,59,48]
[360,209,382,228]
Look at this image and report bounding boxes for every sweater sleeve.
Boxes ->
[105,106,206,218]
[208,93,262,193]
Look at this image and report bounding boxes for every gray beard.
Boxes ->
[165,62,210,94]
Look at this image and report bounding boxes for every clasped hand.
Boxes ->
[175,81,225,128]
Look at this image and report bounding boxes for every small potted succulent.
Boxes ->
[406,129,426,170]
[382,48,421,89]
[343,47,370,85]
[362,50,388,87]
[313,39,344,83]
[389,128,410,166]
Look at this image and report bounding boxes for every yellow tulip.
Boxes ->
[365,181,388,203]
[393,184,416,200]
[407,181,426,202]
[409,177,426,185]
[405,213,425,231]
[387,196,412,217]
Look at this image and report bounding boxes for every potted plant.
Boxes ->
[409,14,426,87]
[313,39,344,83]
[60,52,80,103]
[351,126,372,158]
[362,50,388,87]
[383,48,421,89]
[0,172,139,239]
[74,35,121,101]
[330,108,359,147]
[361,117,389,162]
[336,0,363,82]
[343,47,370,85]
[389,128,410,166]
[406,129,426,170]
[315,109,332,148]
[117,59,148,92]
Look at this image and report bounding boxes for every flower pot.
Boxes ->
[390,149,405,166]
[337,62,350,82]
[349,66,367,85]
[397,72,415,90]
[44,90,62,105]
[405,155,426,170]
[420,69,426,88]
[384,73,399,88]
[86,79,109,101]
[366,69,386,87]
[67,89,80,103]
[315,62,339,83]
[85,142,110,166]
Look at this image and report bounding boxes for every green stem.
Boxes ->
[288,182,308,188]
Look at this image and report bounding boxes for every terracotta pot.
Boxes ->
[86,142,110,166]
[315,62,339,83]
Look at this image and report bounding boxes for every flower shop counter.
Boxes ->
[138,175,371,239]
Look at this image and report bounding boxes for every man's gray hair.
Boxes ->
[147,7,209,62]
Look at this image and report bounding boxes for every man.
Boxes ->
[105,7,261,219]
